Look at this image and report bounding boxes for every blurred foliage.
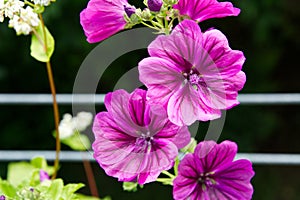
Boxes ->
[0,0,299,199]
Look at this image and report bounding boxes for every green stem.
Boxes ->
[161,170,176,179]
[150,20,164,28]
[141,21,161,31]
[156,178,173,186]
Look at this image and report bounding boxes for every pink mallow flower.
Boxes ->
[173,140,254,200]
[138,20,246,126]
[92,89,190,184]
[80,0,135,43]
[173,0,240,22]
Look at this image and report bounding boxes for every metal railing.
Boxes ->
[0,150,300,165]
[0,93,299,105]
[0,93,299,165]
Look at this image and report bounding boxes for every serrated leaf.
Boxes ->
[30,22,54,62]
[62,132,91,151]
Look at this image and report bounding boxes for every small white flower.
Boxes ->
[0,0,5,22]
[58,112,93,139]
[4,0,24,19]
[73,112,93,132]
[58,113,74,139]
[32,0,51,6]
[21,6,39,27]
[9,15,30,35]
[8,6,39,35]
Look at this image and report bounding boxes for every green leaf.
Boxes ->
[61,183,85,200]
[61,132,91,151]
[75,194,110,200]
[45,179,64,200]
[30,22,55,62]
[31,156,47,169]
[7,162,36,187]
[0,179,16,198]
[30,156,55,176]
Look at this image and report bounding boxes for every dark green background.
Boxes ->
[0,0,299,199]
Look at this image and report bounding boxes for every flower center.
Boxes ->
[135,131,154,153]
[183,69,207,89]
[124,5,135,17]
[198,172,217,191]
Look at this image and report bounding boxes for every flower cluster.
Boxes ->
[80,0,255,199]
[31,0,51,6]
[0,0,52,35]
[58,111,93,139]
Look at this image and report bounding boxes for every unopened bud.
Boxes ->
[141,8,152,20]
[147,0,163,12]
[124,5,136,17]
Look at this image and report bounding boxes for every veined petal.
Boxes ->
[80,0,130,43]
[128,89,149,126]
[173,140,254,200]
[202,29,246,77]
[214,160,255,199]
[194,140,237,171]
[166,125,191,149]
[146,85,173,109]
[173,154,200,199]
[104,90,143,137]
[138,57,183,91]
[173,0,240,22]
[168,84,221,126]
[173,176,198,200]
[148,20,203,70]
[193,28,246,109]
[93,89,186,184]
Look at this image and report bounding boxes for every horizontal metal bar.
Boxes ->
[0,93,299,105]
[0,94,105,105]
[0,151,300,165]
[237,93,300,105]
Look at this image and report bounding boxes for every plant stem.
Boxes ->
[161,170,175,179]
[38,13,60,179]
[46,61,60,180]
[82,153,99,197]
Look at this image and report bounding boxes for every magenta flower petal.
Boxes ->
[173,0,240,22]
[80,0,134,43]
[167,84,221,125]
[139,20,246,126]
[39,170,50,182]
[104,90,142,137]
[173,140,254,200]
[93,89,190,184]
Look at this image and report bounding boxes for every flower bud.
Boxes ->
[141,8,152,20]
[147,0,162,12]
[124,5,136,17]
